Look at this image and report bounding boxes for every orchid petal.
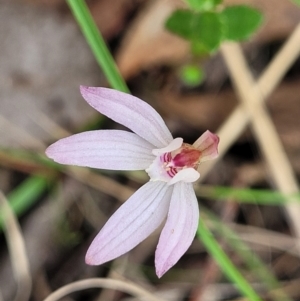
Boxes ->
[46,130,155,170]
[155,182,199,278]
[80,86,173,148]
[193,130,219,162]
[86,181,173,265]
[152,138,183,156]
[167,168,200,185]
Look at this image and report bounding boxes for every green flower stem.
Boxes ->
[66,0,129,93]
[197,220,263,301]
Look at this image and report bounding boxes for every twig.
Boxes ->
[0,191,32,301]
[0,114,45,149]
[66,166,134,202]
[231,223,300,258]
[43,278,167,301]
[199,23,300,179]
[220,42,300,239]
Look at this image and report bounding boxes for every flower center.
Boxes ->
[171,144,201,168]
[146,141,201,184]
[163,143,201,176]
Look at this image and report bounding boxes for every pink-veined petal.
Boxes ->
[193,130,219,162]
[155,182,199,278]
[80,86,173,148]
[86,181,173,265]
[46,130,155,170]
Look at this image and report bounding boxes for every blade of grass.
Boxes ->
[201,207,292,301]
[0,176,50,231]
[1,0,130,231]
[66,0,129,93]
[197,219,263,301]
[195,185,300,205]
[0,191,32,301]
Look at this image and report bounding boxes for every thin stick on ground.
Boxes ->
[0,113,45,149]
[220,41,300,240]
[0,191,32,301]
[231,223,300,258]
[43,278,167,301]
[199,23,300,179]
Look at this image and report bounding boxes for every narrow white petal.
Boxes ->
[46,130,155,170]
[86,181,173,265]
[155,182,199,277]
[152,138,183,156]
[167,168,200,185]
[80,86,173,148]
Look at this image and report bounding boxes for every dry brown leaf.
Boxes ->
[116,0,189,78]
[89,0,144,39]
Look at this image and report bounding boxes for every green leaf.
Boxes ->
[190,40,209,56]
[185,0,222,11]
[193,12,223,51]
[290,0,300,6]
[220,5,263,41]
[0,176,50,231]
[180,65,205,86]
[166,10,222,51]
[165,9,195,40]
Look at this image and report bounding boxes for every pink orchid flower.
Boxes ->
[46,86,219,277]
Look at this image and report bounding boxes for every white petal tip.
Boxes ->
[85,248,105,266]
[85,256,95,266]
[45,147,51,158]
[155,267,166,278]
[45,145,57,161]
[155,261,173,278]
[80,86,103,102]
[79,85,89,95]
[85,248,97,265]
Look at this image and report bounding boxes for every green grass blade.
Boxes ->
[0,176,50,231]
[1,0,130,226]
[66,0,129,93]
[1,0,130,248]
[201,207,292,301]
[197,220,263,301]
[196,185,300,205]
